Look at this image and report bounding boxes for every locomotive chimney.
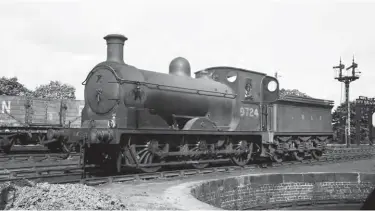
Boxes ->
[103,34,128,64]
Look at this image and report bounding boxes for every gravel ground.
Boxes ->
[1,180,126,210]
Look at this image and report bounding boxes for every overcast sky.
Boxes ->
[0,0,374,107]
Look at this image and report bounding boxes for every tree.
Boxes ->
[32,81,76,100]
[0,77,32,96]
[331,101,371,144]
[279,88,312,99]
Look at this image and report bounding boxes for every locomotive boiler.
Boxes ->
[49,34,334,173]
[83,35,236,131]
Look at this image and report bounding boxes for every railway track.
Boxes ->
[0,144,356,164]
[0,146,374,186]
[0,163,81,179]
[0,152,80,164]
[326,143,373,148]
[0,144,360,164]
[0,153,80,180]
[77,148,375,186]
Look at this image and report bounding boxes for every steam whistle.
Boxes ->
[274,71,282,79]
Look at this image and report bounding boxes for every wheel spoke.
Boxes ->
[148,154,154,164]
[190,141,210,169]
[311,139,323,160]
[293,151,305,161]
[138,148,148,162]
[135,140,163,173]
[273,153,284,163]
[137,148,147,156]
[116,151,123,173]
[312,150,323,160]
[143,153,151,164]
[231,141,252,166]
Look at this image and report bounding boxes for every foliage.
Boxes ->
[332,101,372,144]
[0,77,32,96]
[279,88,312,99]
[32,81,76,100]
[0,77,76,100]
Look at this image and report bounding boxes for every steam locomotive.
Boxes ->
[47,34,334,173]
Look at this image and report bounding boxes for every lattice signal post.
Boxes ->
[333,57,361,148]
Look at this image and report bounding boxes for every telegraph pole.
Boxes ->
[333,57,360,148]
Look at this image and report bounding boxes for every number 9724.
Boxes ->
[240,106,259,118]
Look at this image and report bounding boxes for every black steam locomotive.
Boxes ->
[47,34,334,173]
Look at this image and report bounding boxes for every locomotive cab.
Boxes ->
[195,67,279,132]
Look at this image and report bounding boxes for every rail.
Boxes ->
[0,152,80,163]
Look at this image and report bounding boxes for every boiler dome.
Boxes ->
[169,57,191,77]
